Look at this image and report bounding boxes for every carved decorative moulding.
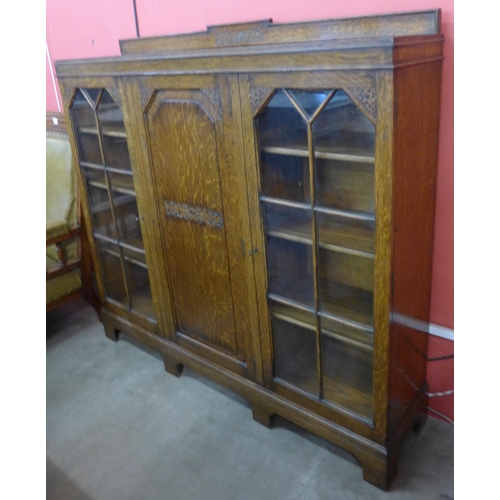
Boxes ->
[140,88,156,110]
[165,200,224,229]
[216,29,263,46]
[107,87,122,107]
[62,87,76,108]
[250,87,274,116]
[347,87,378,122]
[200,87,223,117]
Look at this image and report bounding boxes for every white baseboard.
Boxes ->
[391,313,454,341]
[429,323,454,341]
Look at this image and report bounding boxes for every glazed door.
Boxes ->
[139,75,257,378]
[240,72,391,435]
[67,85,158,332]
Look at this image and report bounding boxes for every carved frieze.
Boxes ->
[165,200,224,229]
[200,87,223,118]
[250,87,274,116]
[106,87,122,107]
[140,88,156,110]
[62,87,76,108]
[347,87,378,122]
[216,29,262,46]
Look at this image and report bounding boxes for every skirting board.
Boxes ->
[428,323,454,341]
[391,313,454,341]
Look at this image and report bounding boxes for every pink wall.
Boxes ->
[46,0,454,422]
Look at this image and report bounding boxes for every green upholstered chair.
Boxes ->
[46,127,84,311]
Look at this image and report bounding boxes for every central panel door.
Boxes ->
[142,76,254,375]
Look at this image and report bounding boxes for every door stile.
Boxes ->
[119,77,176,339]
[371,70,394,443]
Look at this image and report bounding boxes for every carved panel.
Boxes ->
[62,87,76,108]
[107,87,122,107]
[347,87,378,122]
[250,87,274,116]
[140,87,156,110]
[165,200,224,229]
[216,29,263,46]
[200,87,222,118]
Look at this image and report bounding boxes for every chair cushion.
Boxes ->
[46,132,76,226]
[46,219,69,239]
[46,269,82,304]
[46,240,78,266]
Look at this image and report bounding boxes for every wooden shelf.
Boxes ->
[271,302,316,331]
[120,239,145,254]
[267,214,312,246]
[274,340,319,397]
[261,196,374,222]
[261,133,375,164]
[107,286,156,322]
[319,280,373,328]
[260,196,311,210]
[270,300,373,350]
[94,233,145,256]
[274,340,373,421]
[131,287,156,320]
[100,246,148,269]
[88,180,136,197]
[264,211,374,257]
[268,276,315,310]
[320,312,374,348]
[322,335,374,420]
[109,175,136,196]
[269,278,372,328]
[268,277,373,331]
[318,218,374,256]
[81,161,104,170]
[82,163,134,178]
[79,123,127,138]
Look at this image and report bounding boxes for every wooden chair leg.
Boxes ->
[55,242,66,266]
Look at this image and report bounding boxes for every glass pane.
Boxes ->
[287,90,330,118]
[321,314,373,349]
[108,171,143,249]
[102,135,132,170]
[263,202,311,245]
[84,168,118,240]
[70,87,156,324]
[72,90,102,165]
[97,239,127,305]
[313,91,375,215]
[261,152,310,203]
[97,90,124,132]
[256,88,377,419]
[97,90,131,170]
[316,159,375,214]
[83,88,101,104]
[257,90,309,202]
[312,90,375,159]
[83,165,106,188]
[271,301,318,396]
[123,248,154,319]
[321,320,373,421]
[266,236,314,307]
[317,212,375,256]
[318,248,374,328]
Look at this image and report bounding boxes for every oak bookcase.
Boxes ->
[55,9,443,490]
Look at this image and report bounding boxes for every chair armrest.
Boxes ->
[46,224,81,267]
[47,220,68,240]
[46,225,81,247]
